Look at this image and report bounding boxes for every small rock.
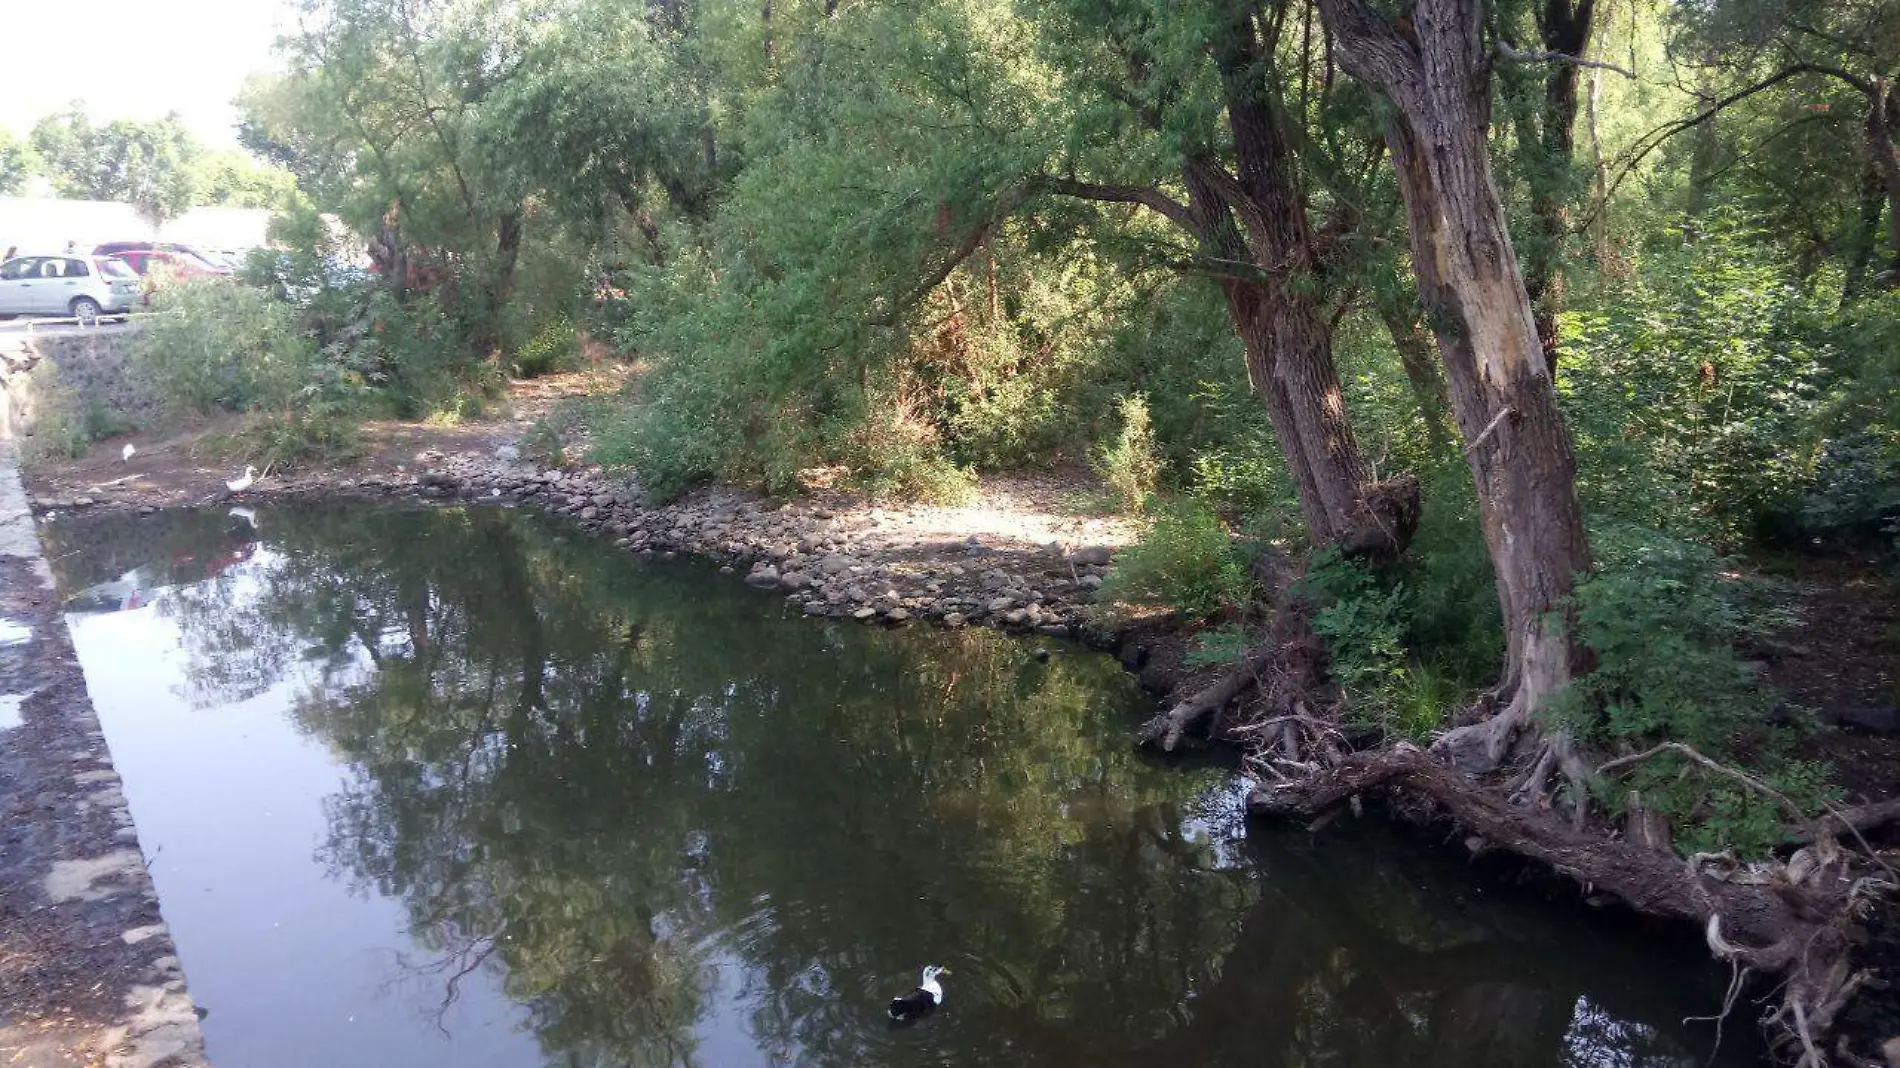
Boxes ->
[1069,545,1113,566]
[943,612,967,627]
[886,607,911,622]
[746,565,783,588]
[802,601,827,616]
[987,596,1015,613]
[1079,574,1103,590]
[852,606,878,620]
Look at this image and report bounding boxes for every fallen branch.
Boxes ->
[1596,741,1824,843]
[1252,746,1869,1066]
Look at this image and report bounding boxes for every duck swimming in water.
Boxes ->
[887,965,949,1023]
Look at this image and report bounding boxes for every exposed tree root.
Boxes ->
[1249,746,1892,1066]
[1129,557,1894,1064]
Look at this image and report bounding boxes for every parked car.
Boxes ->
[0,254,141,322]
[93,241,234,276]
[113,248,229,283]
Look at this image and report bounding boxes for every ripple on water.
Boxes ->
[0,619,30,646]
[0,693,24,730]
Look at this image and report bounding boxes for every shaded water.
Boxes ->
[42,504,1759,1068]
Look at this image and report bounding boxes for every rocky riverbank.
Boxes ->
[28,446,1155,651]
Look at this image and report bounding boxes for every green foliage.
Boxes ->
[1096,499,1248,620]
[221,412,364,471]
[17,360,93,464]
[1302,552,1452,741]
[0,126,36,195]
[1183,625,1249,668]
[134,281,318,416]
[1093,394,1159,513]
[1547,525,1838,857]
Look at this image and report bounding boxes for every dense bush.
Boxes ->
[1095,499,1250,620]
[1546,524,1835,856]
[134,280,316,416]
[1093,394,1159,513]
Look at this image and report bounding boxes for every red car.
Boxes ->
[112,248,229,281]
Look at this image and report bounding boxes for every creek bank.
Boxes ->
[25,449,1213,675]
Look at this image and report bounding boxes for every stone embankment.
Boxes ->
[0,439,207,1068]
[361,450,1124,639]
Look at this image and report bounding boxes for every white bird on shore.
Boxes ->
[226,466,257,494]
[887,965,950,1024]
[121,443,135,463]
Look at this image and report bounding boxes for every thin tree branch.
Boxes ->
[1496,39,1633,78]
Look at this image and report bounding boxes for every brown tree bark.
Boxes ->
[1864,77,1900,281]
[1316,0,1594,773]
[1519,0,1595,369]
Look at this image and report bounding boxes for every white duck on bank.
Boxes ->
[226,466,257,494]
[121,442,136,463]
[887,965,949,1024]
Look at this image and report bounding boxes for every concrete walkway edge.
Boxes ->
[0,439,209,1067]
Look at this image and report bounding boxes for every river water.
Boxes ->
[41,503,1760,1067]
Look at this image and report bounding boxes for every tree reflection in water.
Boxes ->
[47,505,1758,1068]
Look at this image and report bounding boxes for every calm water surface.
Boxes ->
[43,504,1757,1068]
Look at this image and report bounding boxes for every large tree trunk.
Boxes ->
[1207,19,1412,554]
[1317,0,1593,772]
[1520,0,1595,368]
[1863,78,1900,283]
[1842,155,1887,301]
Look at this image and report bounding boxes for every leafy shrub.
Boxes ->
[134,280,314,416]
[1547,524,1838,856]
[1096,499,1249,620]
[1302,552,1450,740]
[513,314,581,378]
[1093,393,1160,513]
[220,412,363,471]
[1184,625,1249,668]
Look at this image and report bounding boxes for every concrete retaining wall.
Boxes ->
[1,326,160,445]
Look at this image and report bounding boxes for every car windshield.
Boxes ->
[99,258,137,279]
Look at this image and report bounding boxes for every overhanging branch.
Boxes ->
[1038,175,1198,231]
[1497,39,1633,78]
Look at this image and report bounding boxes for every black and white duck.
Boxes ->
[887,965,950,1023]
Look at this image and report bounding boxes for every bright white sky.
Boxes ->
[0,0,296,148]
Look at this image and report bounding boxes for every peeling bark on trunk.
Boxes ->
[1317,0,1593,770]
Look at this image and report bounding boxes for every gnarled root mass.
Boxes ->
[1139,638,1895,1065]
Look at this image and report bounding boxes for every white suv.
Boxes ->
[0,254,142,323]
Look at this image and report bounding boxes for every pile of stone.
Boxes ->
[356,449,1118,639]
